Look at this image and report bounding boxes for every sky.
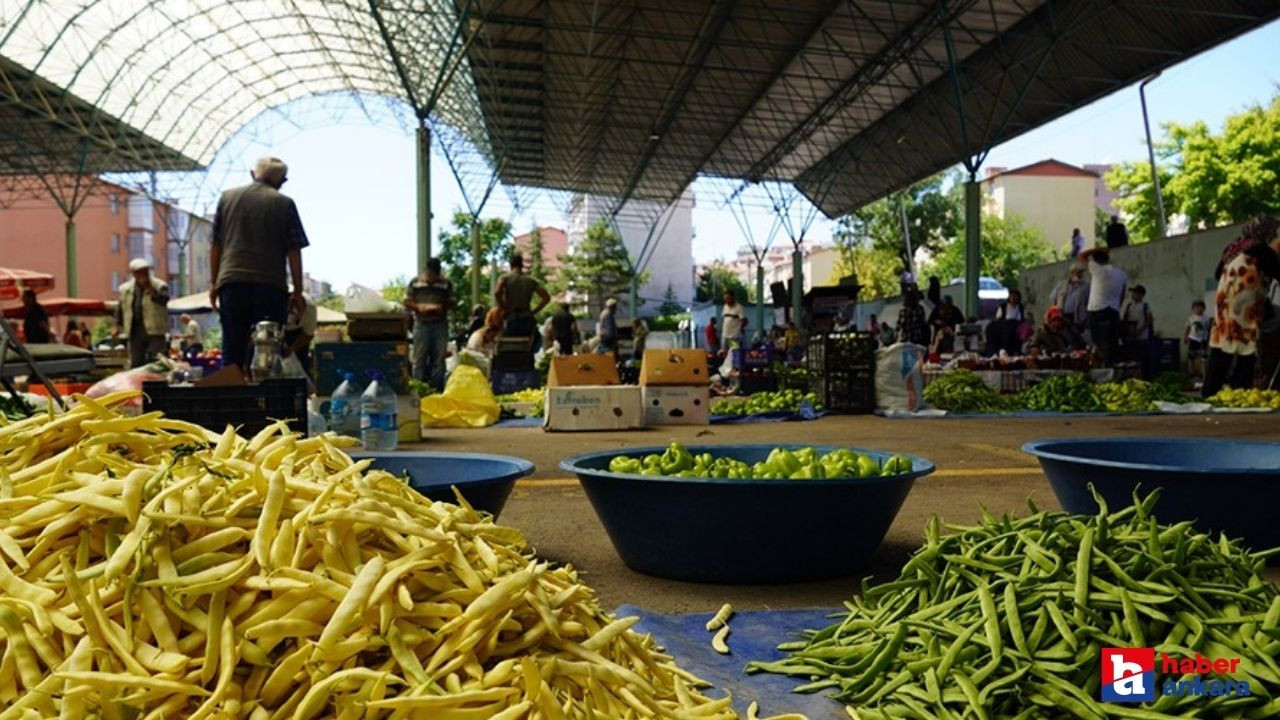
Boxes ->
[198,18,1280,290]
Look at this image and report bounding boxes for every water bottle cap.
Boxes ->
[367,370,386,380]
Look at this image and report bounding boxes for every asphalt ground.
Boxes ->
[406,413,1280,613]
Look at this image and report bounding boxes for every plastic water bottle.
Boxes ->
[328,371,361,438]
[360,370,398,451]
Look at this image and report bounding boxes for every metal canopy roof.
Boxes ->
[0,0,1274,218]
[468,0,1279,216]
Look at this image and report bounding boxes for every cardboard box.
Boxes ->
[543,386,643,432]
[642,385,711,426]
[547,355,621,387]
[640,349,709,386]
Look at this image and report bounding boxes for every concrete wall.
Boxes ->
[1019,222,1244,346]
[989,174,1096,251]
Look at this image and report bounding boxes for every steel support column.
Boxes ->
[791,249,803,328]
[417,122,432,266]
[630,276,639,320]
[755,263,765,335]
[470,219,482,307]
[964,174,981,320]
[178,244,187,296]
[65,220,77,296]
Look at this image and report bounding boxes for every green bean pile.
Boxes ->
[923,370,1016,414]
[748,491,1280,719]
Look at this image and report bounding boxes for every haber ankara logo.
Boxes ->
[1102,648,1155,702]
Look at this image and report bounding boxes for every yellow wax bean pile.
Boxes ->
[0,392,748,719]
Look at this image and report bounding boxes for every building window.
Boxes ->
[109,195,120,214]
[110,233,120,253]
[110,271,120,293]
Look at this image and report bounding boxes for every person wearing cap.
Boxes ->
[405,258,453,392]
[1029,306,1084,356]
[596,298,620,356]
[114,258,170,368]
[209,156,309,370]
[494,252,550,342]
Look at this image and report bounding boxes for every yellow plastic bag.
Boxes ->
[419,366,501,428]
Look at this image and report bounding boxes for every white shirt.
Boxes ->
[1186,313,1209,343]
[722,303,746,339]
[1086,260,1127,312]
[996,303,1025,322]
[184,319,203,345]
[1121,300,1152,340]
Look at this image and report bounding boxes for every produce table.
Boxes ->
[617,605,846,719]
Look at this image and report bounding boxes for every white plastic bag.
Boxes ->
[875,343,927,414]
[344,283,397,313]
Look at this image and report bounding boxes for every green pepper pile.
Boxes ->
[606,442,911,480]
[1208,388,1280,410]
[923,370,1016,414]
[1097,378,1194,413]
[712,389,823,416]
[749,490,1280,718]
[1017,373,1104,412]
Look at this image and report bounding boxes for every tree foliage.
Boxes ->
[1107,93,1280,242]
[924,213,1050,290]
[526,227,547,284]
[831,238,901,301]
[695,262,749,304]
[435,211,514,327]
[555,220,648,313]
[838,170,962,260]
[658,282,684,317]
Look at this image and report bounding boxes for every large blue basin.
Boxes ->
[561,444,933,584]
[1023,438,1280,552]
[349,451,533,518]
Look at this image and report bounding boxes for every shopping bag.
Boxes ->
[419,365,501,428]
[344,283,398,313]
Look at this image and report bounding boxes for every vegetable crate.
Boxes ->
[808,332,875,376]
[142,378,307,437]
[737,368,776,395]
[732,347,773,371]
[812,368,874,413]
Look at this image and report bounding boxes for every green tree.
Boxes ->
[695,262,749,303]
[658,282,684,316]
[526,227,547,284]
[841,169,962,259]
[832,214,905,300]
[555,220,648,311]
[380,276,408,304]
[435,211,514,327]
[1094,207,1110,244]
[1107,93,1280,241]
[924,213,1050,290]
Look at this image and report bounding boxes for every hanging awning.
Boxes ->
[0,267,56,301]
[2,296,112,318]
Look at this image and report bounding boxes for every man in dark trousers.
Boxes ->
[209,156,309,370]
[1105,215,1129,248]
[405,258,453,391]
[20,289,50,344]
[114,258,170,367]
[494,252,550,341]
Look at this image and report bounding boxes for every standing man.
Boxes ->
[494,252,550,342]
[114,258,170,368]
[405,258,453,391]
[596,298,619,355]
[19,289,50,344]
[209,156,309,371]
[1070,228,1087,258]
[1080,247,1128,366]
[550,303,579,355]
[1105,215,1129,248]
[721,291,747,349]
[178,313,204,354]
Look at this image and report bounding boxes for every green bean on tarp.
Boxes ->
[747,489,1280,719]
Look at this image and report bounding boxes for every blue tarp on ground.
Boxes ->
[614,605,849,719]
[491,417,543,428]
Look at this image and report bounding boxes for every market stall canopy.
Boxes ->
[1,296,112,319]
[168,292,346,324]
[0,268,55,301]
[0,1,1274,216]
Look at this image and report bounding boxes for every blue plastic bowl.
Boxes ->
[1023,438,1280,552]
[349,451,533,518]
[561,444,933,584]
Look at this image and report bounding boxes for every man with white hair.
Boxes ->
[210,156,310,370]
[114,258,170,368]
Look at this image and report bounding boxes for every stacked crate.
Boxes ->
[807,331,876,413]
[640,349,711,426]
[313,316,417,443]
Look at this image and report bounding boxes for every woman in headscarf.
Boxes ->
[1203,215,1280,397]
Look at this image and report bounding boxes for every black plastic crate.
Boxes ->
[143,379,307,437]
[813,369,875,414]
[733,347,774,370]
[738,369,776,395]
[808,332,875,375]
